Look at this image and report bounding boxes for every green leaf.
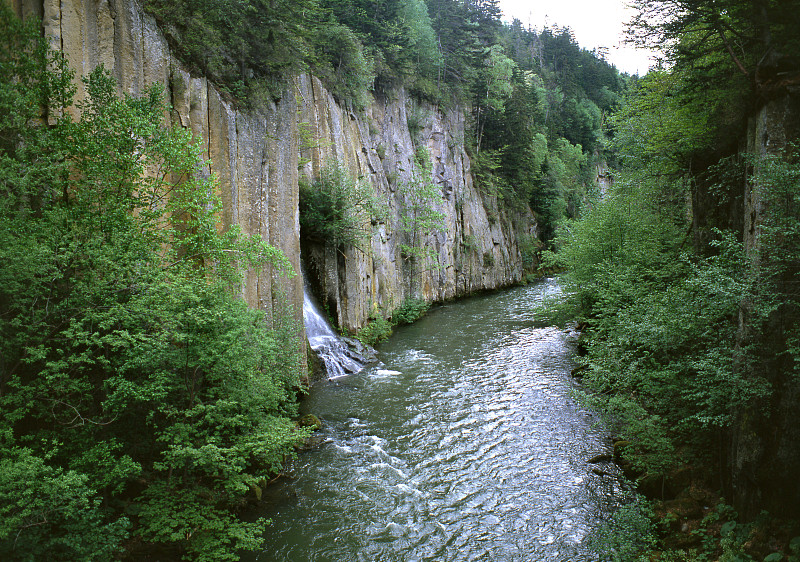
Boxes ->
[721,520,738,536]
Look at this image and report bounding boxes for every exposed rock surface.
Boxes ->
[731,91,800,519]
[9,0,303,328]
[9,0,536,336]
[297,76,537,331]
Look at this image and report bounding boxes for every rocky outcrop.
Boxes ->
[9,0,304,328]
[8,0,536,337]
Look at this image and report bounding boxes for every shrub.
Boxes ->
[462,234,479,252]
[355,314,393,346]
[415,144,432,172]
[584,494,657,561]
[0,11,307,558]
[299,162,384,251]
[391,298,431,325]
[406,101,429,140]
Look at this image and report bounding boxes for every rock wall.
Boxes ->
[9,0,304,328]
[730,91,800,519]
[297,76,536,332]
[8,0,536,336]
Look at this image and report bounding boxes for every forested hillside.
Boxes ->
[0,6,313,560]
[553,0,800,558]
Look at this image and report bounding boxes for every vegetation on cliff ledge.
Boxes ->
[146,0,626,242]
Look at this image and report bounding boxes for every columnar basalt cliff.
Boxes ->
[296,76,536,332]
[8,0,536,335]
[8,0,304,327]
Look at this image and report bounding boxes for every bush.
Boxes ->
[391,298,431,325]
[406,101,429,140]
[0,10,307,558]
[0,449,129,560]
[299,162,384,250]
[462,234,479,252]
[355,314,393,346]
[584,495,657,561]
[415,144,432,172]
[552,171,775,477]
[355,298,432,346]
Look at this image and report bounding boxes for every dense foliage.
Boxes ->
[429,3,628,237]
[0,8,308,560]
[550,0,800,557]
[355,298,432,347]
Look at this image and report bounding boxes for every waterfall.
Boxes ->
[303,286,374,379]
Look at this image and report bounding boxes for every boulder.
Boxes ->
[298,413,322,431]
[588,453,613,464]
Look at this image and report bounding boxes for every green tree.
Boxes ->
[549,0,800,538]
[145,0,321,98]
[473,44,516,153]
[398,171,446,294]
[311,23,375,107]
[553,175,768,480]
[318,0,412,87]
[626,0,800,87]
[299,161,383,251]
[427,0,484,99]
[398,0,442,97]
[0,8,306,559]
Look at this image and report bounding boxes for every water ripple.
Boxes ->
[252,279,625,562]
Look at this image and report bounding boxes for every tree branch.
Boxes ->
[714,25,750,77]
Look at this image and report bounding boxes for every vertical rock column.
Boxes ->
[732,92,800,519]
[10,0,305,340]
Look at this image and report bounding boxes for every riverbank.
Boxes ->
[570,323,800,560]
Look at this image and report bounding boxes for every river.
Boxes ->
[252,278,625,561]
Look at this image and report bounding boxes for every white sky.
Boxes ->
[497,0,659,75]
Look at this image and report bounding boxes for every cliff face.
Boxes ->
[730,92,800,519]
[9,0,304,327]
[296,76,536,331]
[9,0,535,335]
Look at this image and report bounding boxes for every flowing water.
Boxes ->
[304,287,372,378]
[255,278,625,561]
